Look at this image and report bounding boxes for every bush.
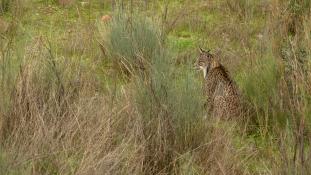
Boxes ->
[131,44,206,173]
[99,13,161,75]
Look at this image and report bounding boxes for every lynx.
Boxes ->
[195,48,241,119]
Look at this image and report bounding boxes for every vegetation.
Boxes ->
[0,0,311,174]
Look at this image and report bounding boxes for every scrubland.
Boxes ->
[0,0,311,174]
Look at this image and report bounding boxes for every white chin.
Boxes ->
[199,66,207,78]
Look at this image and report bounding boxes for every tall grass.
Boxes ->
[99,10,255,174]
[0,0,27,17]
[227,0,311,173]
[0,0,311,174]
[236,48,281,133]
[0,0,10,14]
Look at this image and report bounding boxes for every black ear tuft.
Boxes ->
[199,47,211,54]
[199,47,205,53]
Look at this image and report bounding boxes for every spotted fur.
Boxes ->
[195,48,241,119]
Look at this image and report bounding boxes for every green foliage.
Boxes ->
[99,13,161,73]
[235,49,283,130]
[288,0,311,16]
[133,50,206,173]
[0,28,23,115]
[236,52,279,109]
[0,0,27,16]
[0,0,10,14]
[168,66,206,149]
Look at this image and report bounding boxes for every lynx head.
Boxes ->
[195,48,220,78]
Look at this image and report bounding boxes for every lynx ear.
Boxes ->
[199,47,211,54]
[199,47,205,53]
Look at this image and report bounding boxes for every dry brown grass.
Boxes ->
[0,17,8,33]
[0,31,255,174]
[0,41,253,174]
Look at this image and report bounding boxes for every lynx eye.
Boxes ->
[199,60,205,66]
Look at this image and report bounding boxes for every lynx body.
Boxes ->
[196,48,241,119]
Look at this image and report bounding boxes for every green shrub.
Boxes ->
[133,50,206,173]
[101,11,207,173]
[236,51,279,109]
[235,49,281,130]
[99,13,161,74]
